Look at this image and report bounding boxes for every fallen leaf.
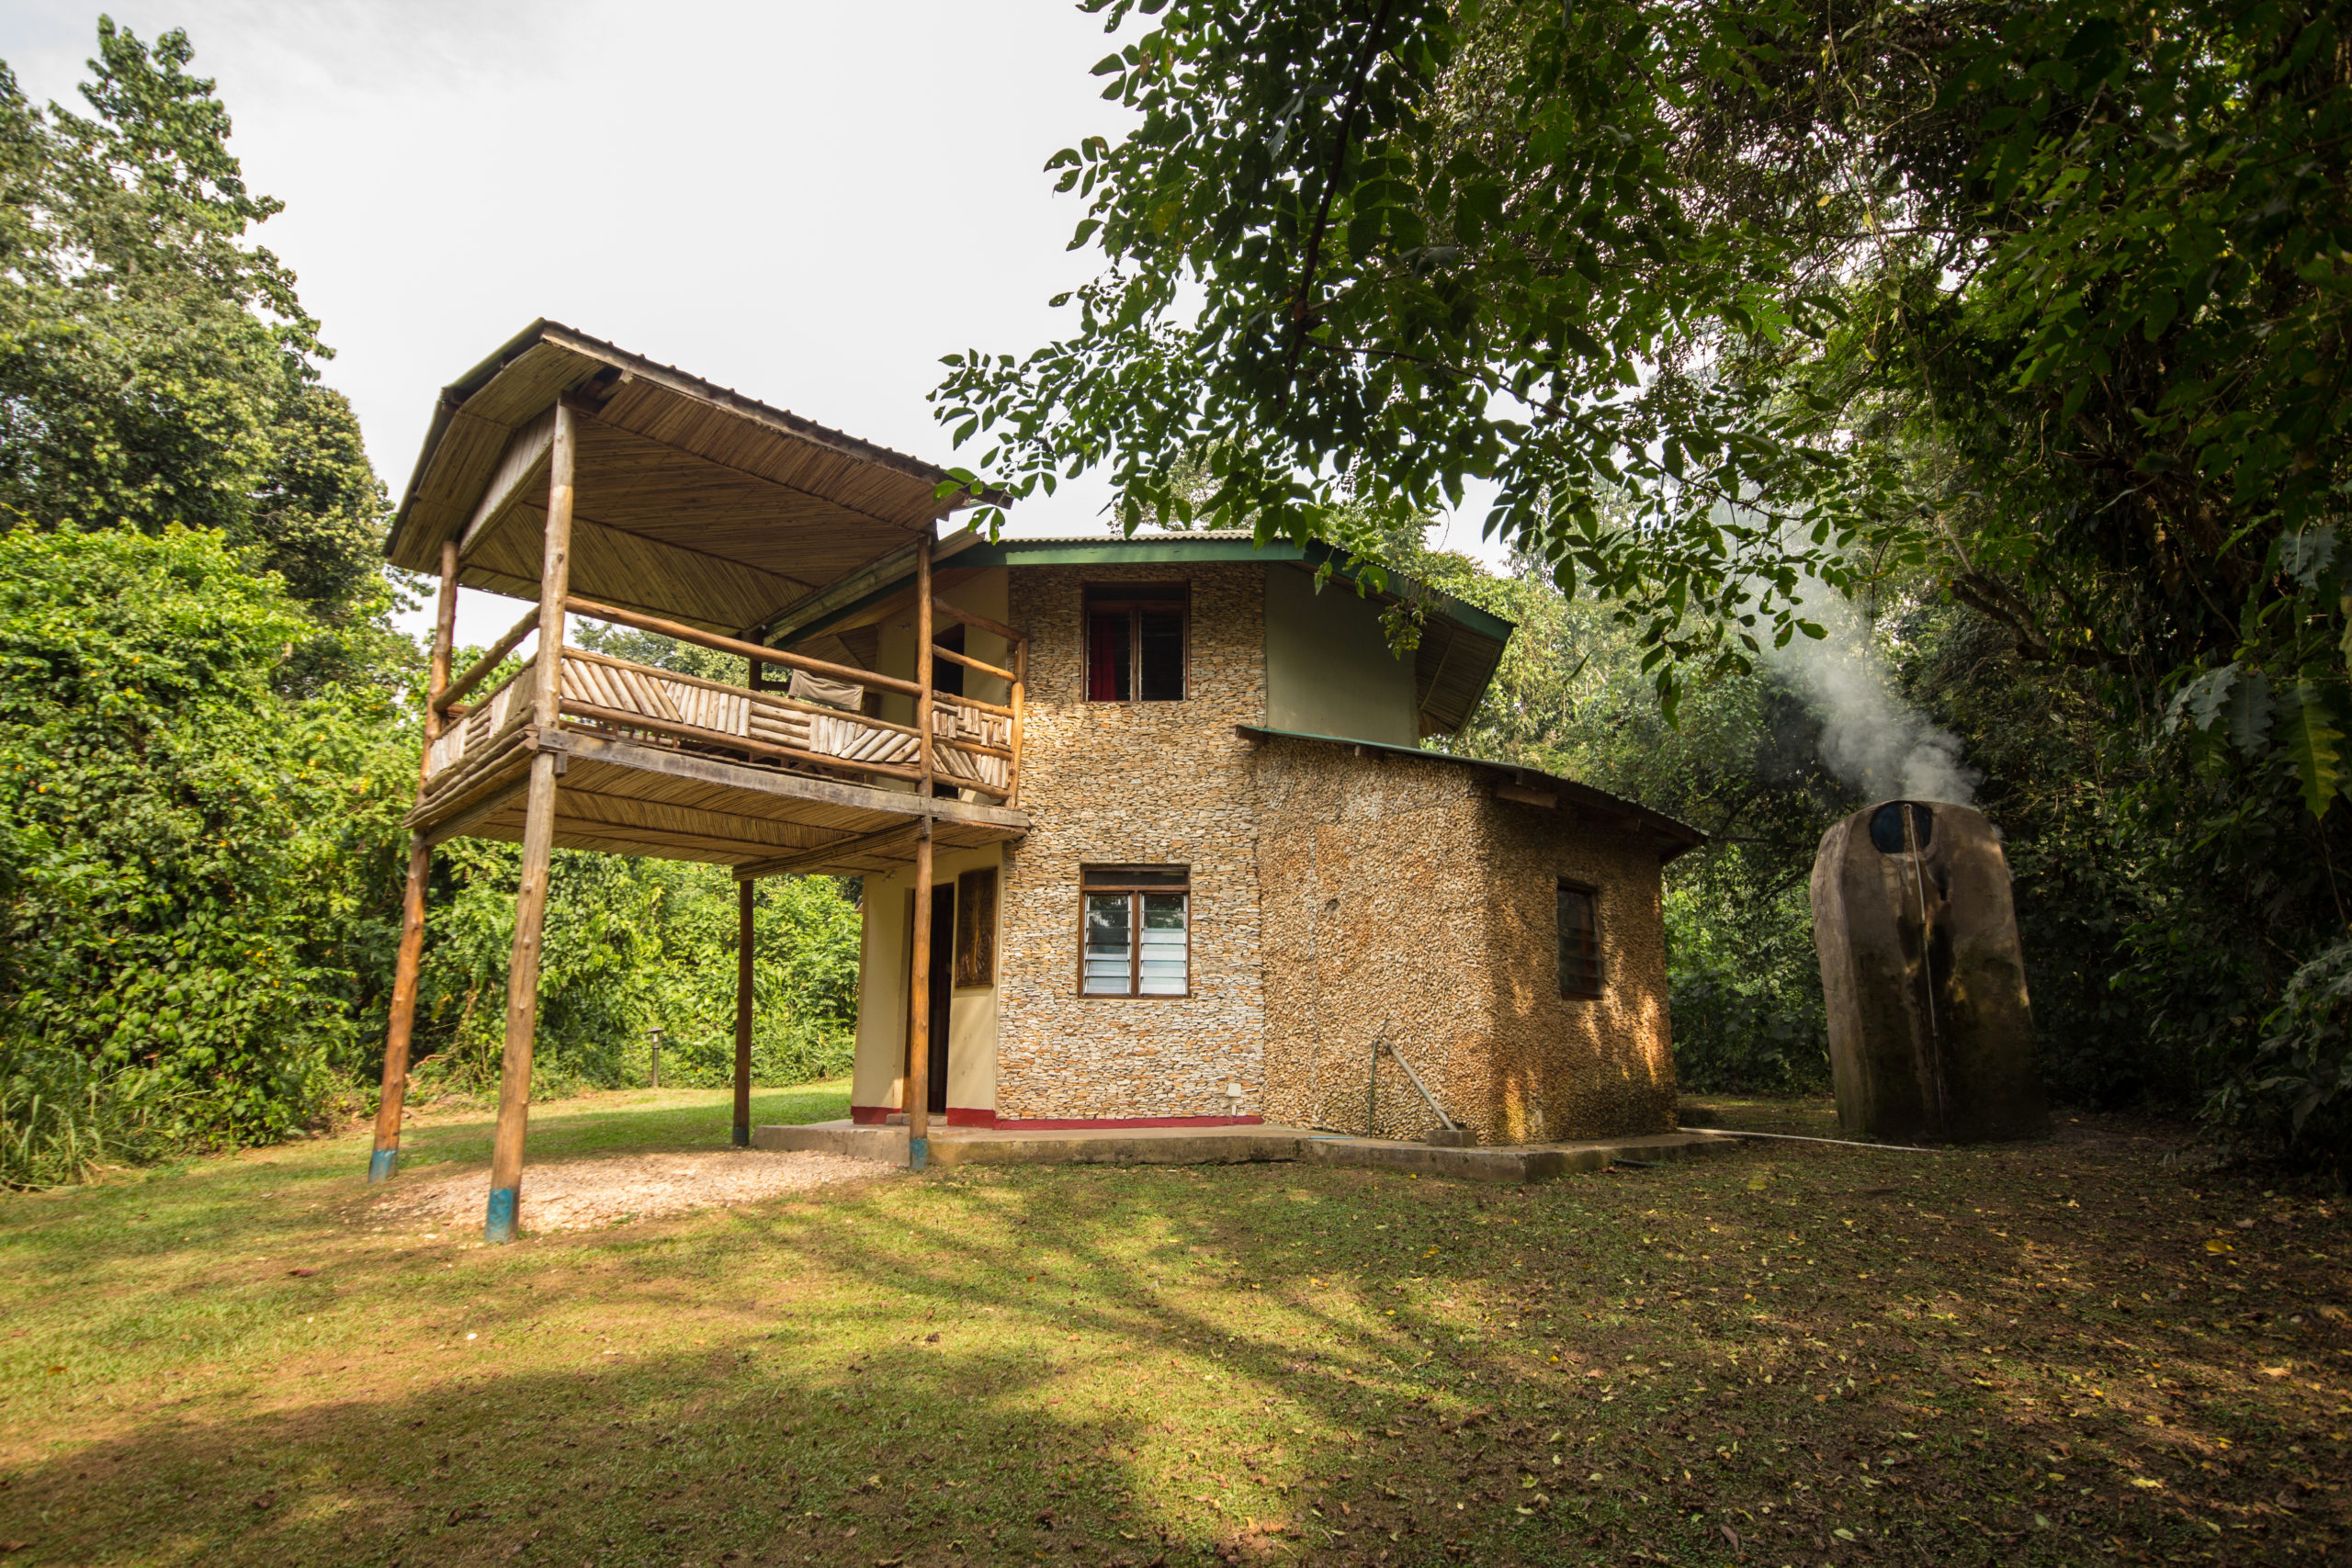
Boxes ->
[2130,1478,2165,1490]
[287,1268,317,1278]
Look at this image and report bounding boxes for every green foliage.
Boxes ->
[0,23,390,631]
[0,525,413,1148]
[971,0,2352,1163]
[403,846,862,1100]
[0,24,864,1182]
[0,1043,198,1189]
[2214,937,2352,1178]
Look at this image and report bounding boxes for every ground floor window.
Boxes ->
[1557,880,1601,998]
[1080,865,1190,996]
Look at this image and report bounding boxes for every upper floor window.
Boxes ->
[1085,581,1187,702]
[1557,881,1601,998]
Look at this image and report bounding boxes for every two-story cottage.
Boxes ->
[793,534,1703,1145]
[370,323,1699,1239]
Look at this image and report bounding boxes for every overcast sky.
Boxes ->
[3,2,1504,643]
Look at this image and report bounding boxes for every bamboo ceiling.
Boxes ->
[384,321,985,637]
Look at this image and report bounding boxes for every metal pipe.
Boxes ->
[1679,1125,1939,1154]
[1384,1042,1454,1130]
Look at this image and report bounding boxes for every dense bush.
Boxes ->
[0,526,413,1149]
[0,527,867,1183]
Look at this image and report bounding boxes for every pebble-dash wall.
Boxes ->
[993,563,1270,1120]
[1252,738,1678,1143]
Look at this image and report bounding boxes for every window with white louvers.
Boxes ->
[1079,865,1191,997]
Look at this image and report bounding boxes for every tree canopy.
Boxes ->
[0,22,387,628]
[940,0,2352,1167]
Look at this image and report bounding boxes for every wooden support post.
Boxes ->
[1007,637,1027,809]
[916,532,935,797]
[733,877,754,1147]
[372,540,460,1182]
[907,815,933,1170]
[485,402,575,1244]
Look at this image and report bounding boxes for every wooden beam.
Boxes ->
[436,603,542,716]
[485,400,575,1247]
[424,773,531,847]
[1006,638,1026,809]
[541,728,1029,830]
[374,539,461,1184]
[566,594,925,698]
[556,699,966,790]
[1495,784,1558,810]
[752,525,982,646]
[734,822,923,881]
[928,641,1017,685]
[930,599,1025,649]
[908,816,933,1168]
[733,879,754,1148]
[458,409,554,558]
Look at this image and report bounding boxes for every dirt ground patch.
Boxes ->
[368,1145,888,1231]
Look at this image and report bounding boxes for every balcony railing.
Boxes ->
[419,595,1023,807]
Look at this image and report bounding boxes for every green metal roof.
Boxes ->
[769,529,1514,649]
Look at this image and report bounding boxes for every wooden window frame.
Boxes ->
[1556,878,1602,999]
[1082,583,1190,704]
[953,866,998,989]
[1076,865,1193,998]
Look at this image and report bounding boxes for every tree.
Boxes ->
[0,22,389,631]
[943,0,2352,1164]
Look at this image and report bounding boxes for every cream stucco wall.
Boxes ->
[850,840,1005,1116]
[1263,565,1419,746]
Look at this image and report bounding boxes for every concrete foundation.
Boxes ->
[751,1119,1733,1182]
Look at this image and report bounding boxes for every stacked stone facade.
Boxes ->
[863,557,1679,1140]
[1252,739,1677,1145]
[993,563,1270,1121]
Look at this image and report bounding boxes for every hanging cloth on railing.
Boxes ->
[788,669,865,712]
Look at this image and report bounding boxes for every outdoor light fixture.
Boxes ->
[647,1027,665,1089]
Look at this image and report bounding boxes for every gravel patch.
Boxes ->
[373,1147,888,1232]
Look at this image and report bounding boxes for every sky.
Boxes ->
[2,3,1518,645]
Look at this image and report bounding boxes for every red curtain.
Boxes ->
[1086,612,1124,701]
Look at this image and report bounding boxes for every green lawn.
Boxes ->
[0,1091,2344,1566]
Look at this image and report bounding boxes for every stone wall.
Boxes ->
[993,562,1270,1120]
[1476,784,1679,1140]
[1253,737,1677,1144]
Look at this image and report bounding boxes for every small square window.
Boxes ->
[1084,583,1187,702]
[1557,882,1601,998]
[1080,865,1191,996]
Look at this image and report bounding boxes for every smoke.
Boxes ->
[1758,581,1981,807]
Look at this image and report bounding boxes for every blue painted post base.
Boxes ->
[908,1135,928,1171]
[484,1186,519,1244]
[732,1122,749,1148]
[368,1147,398,1184]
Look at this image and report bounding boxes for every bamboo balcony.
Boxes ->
[401,592,1029,874]
[425,646,1015,801]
